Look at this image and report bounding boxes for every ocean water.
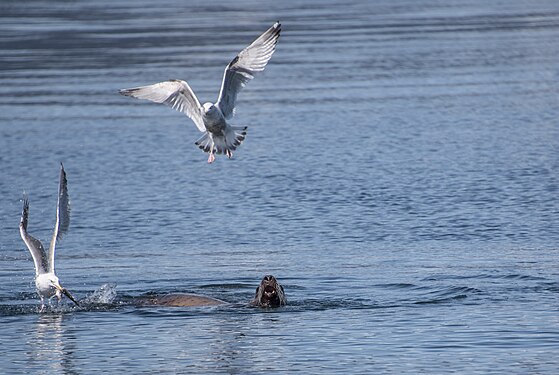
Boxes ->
[1,0,558,373]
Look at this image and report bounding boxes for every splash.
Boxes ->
[82,283,117,305]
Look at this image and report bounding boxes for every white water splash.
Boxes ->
[82,283,117,305]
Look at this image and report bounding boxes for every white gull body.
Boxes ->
[119,22,281,163]
[19,164,79,311]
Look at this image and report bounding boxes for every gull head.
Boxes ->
[35,273,80,306]
[35,273,62,298]
[202,102,216,114]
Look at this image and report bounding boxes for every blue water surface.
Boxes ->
[0,0,558,373]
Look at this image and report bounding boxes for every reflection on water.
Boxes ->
[28,314,77,375]
[160,312,292,373]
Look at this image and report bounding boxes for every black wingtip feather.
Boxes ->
[119,88,136,96]
[20,193,29,230]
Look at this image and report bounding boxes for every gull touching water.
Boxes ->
[119,21,281,163]
[19,164,79,311]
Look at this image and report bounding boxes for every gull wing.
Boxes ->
[19,195,48,275]
[48,163,71,273]
[119,80,206,132]
[216,22,281,119]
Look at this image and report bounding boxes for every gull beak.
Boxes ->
[54,283,80,307]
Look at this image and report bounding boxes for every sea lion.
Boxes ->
[140,293,225,307]
[251,275,286,307]
[137,275,286,308]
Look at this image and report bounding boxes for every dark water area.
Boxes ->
[1,0,558,373]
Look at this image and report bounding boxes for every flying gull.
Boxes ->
[19,164,79,311]
[119,21,281,163]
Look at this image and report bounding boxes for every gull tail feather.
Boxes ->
[194,126,248,158]
[195,132,213,153]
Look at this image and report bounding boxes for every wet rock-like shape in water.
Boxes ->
[140,293,226,307]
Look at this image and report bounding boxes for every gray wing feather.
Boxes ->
[217,22,281,119]
[19,195,48,275]
[48,163,71,273]
[119,80,205,132]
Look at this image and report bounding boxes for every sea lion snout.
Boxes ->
[263,285,278,301]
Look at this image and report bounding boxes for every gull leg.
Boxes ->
[225,149,233,159]
[207,139,216,163]
[39,296,46,313]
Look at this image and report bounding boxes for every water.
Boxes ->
[1,0,558,373]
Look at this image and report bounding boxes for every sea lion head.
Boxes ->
[252,275,286,308]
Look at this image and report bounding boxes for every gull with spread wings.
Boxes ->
[19,164,79,311]
[119,22,281,163]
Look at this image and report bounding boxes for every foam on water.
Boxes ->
[80,283,118,306]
